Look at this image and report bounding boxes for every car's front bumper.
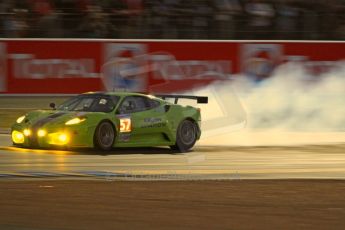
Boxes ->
[11,125,95,149]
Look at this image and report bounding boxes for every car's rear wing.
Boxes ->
[155,95,208,104]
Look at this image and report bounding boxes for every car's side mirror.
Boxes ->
[116,107,125,114]
[164,104,170,113]
[49,102,56,110]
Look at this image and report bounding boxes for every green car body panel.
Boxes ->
[11,92,204,150]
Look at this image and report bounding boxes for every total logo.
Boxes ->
[102,43,147,92]
[103,43,232,92]
[241,44,282,81]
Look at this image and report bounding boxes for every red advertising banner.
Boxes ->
[0,40,344,94]
[3,41,102,93]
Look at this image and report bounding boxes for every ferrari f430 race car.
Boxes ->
[11,92,208,152]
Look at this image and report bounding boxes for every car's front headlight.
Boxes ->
[16,115,25,124]
[48,132,70,145]
[65,117,86,125]
[12,130,25,144]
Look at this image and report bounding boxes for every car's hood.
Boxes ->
[24,110,92,126]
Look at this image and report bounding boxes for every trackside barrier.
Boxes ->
[0,39,344,94]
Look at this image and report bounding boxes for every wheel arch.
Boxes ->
[100,118,116,131]
[184,117,197,123]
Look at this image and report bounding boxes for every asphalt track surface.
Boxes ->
[1,133,345,229]
[1,180,345,230]
[0,133,345,180]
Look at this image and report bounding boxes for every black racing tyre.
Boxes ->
[170,119,197,153]
[94,121,115,151]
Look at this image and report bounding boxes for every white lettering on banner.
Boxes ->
[102,43,232,92]
[152,59,230,80]
[284,56,341,74]
[146,53,230,80]
[9,54,99,79]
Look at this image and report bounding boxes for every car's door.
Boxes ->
[115,96,168,146]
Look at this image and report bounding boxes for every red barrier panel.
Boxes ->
[3,41,102,93]
[0,40,344,94]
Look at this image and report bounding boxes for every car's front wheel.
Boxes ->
[94,121,115,151]
[170,119,198,153]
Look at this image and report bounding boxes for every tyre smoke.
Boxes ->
[191,61,345,138]
[236,62,345,131]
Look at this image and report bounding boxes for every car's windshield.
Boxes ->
[57,95,120,112]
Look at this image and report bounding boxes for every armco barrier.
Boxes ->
[0,39,344,94]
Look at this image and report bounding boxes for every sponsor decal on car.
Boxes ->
[141,117,166,128]
[118,133,131,142]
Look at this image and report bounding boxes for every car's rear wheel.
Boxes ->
[94,121,115,151]
[170,119,197,153]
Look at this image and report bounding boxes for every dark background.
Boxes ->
[1,0,345,40]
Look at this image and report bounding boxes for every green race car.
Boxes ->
[11,92,208,152]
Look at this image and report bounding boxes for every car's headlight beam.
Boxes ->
[16,115,25,124]
[65,117,86,125]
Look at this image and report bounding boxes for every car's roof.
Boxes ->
[81,91,162,99]
[83,91,143,96]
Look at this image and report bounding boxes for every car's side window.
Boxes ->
[148,98,161,109]
[73,98,94,111]
[118,96,160,114]
[90,97,115,113]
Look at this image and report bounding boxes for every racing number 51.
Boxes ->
[120,118,131,132]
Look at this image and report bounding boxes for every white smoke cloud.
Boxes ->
[171,61,344,146]
[234,62,345,131]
